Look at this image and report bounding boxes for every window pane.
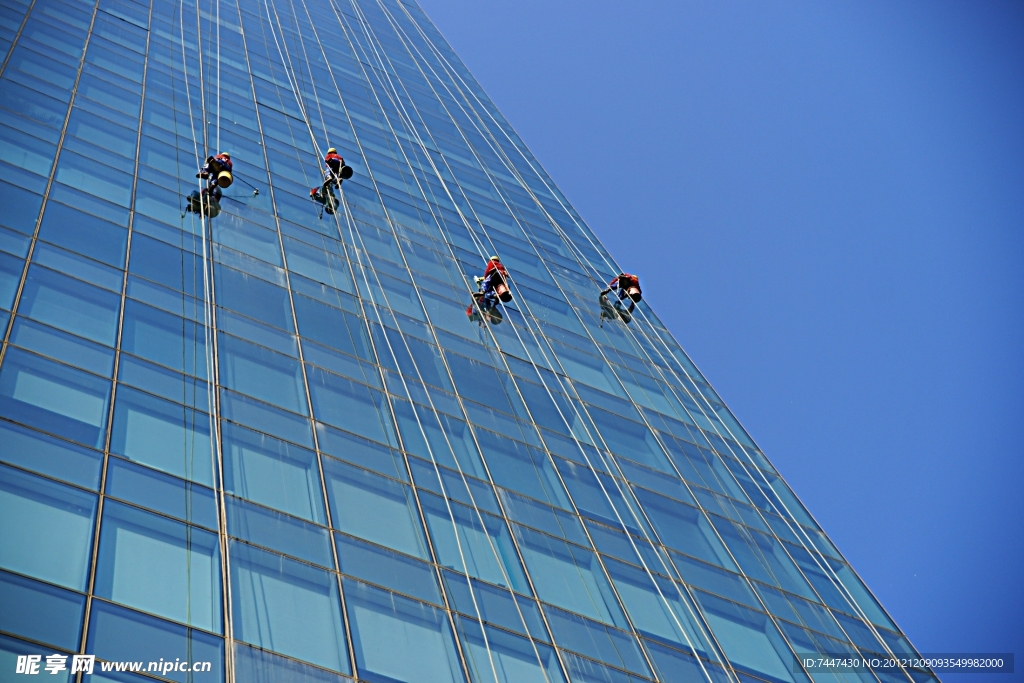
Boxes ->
[420,493,527,592]
[0,348,111,448]
[11,316,116,380]
[324,459,428,559]
[109,386,213,486]
[226,496,332,568]
[0,464,96,590]
[455,617,565,683]
[0,634,73,683]
[87,601,224,683]
[95,501,222,632]
[336,533,441,605]
[513,525,627,629]
[18,266,120,345]
[308,367,395,447]
[120,300,208,379]
[698,592,798,683]
[345,579,465,683]
[230,542,349,674]
[219,333,307,414]
[222,422,326,523]
[0,569,84,650]
[0,420,102,489]
[105,457,218,529]
[38,201,128,267]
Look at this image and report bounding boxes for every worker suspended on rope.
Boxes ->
[197,151,234,189]
[310,148,354,219]
[600,272,641,324]
[467,256,511,325]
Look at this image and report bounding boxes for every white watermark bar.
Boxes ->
[793,653,1014,674]
[15,655,213,676]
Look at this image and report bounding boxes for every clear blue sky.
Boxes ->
[416,0,1024,678]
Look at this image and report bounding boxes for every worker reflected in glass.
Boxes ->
[310,147,353,218]
[467,255,511,325]
[599,272,641,324]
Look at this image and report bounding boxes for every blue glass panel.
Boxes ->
[409,456,500,515]
[105,457,218,529]
[324,458,428,559]
[33,243,123,292]
[393,399,488,479]
[544,606,650,677]
[120,300,208,378]
[603,557,717,660]
[38,201,128,267]
[455,616,565,683]
[442,570,548,641]
[226,496,332,568]
[0,250,23,309]
[558,651,648,683]
[219,333,307,414]
[584,520,664,574]
[0,634,73,683]
[318,424,408,482]
[118,354,209,412]
[219,389,314,448]
[635,488,736,570]
[230,542,349,673]
[215,264,294,332]
[234,643,353,683]
[54,151,133,207]
[222,422,325,522]
[0,569,84,650]
[335,532,441,605]
[87,601,224,683]
[421,492,527,592]
[0,348,111,448]
[0,225,29,258]
[513,525,627,628]
[0,180,44,235]
[477,429,569,509]
[645,641,732,683]
[109,386,213,486]
[698,591,799,683]
[294,295,372,360]
[0,420,102,489]
[0,464,96,590]
[10,316,115,376]
[345,579,465,683]
[673,553,760,610]
[18,265,120,345]
[308,367,395,446]
[497,488,588,546]
[219,309,298,356]
[95,501,221,632]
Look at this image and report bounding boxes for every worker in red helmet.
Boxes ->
[198,152,232,180]
[478,255,509,309]
[601,272,642,314]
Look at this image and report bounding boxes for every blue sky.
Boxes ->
[416,0,1024,676]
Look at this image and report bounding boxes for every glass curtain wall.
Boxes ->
[0,0,934,682]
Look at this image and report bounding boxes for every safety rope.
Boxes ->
[249,1,507,680]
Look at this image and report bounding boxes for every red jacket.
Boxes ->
[484,260,508,279]
[214,154,232,172]
[325,152,343,167]
[611,273,640,291]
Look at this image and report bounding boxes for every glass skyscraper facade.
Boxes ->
[0,0,935,681]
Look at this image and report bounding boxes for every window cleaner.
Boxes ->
[197,151,233,188]
[466,256,510,325]
[311,148,353,218]
[600,272,641,324]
